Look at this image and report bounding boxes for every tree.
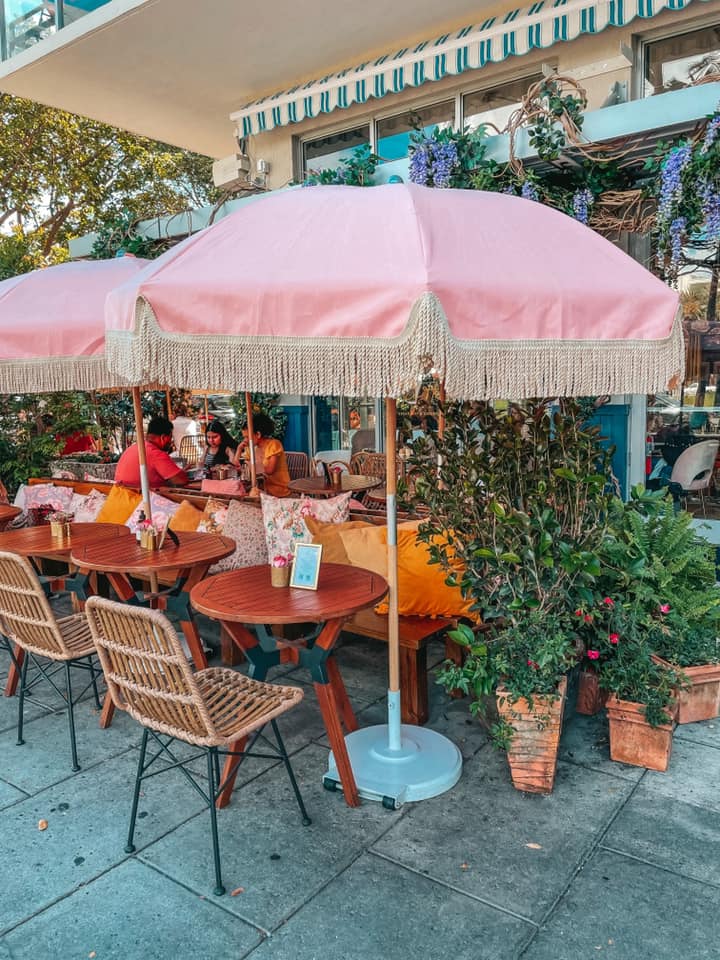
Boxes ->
[0,93,218,275]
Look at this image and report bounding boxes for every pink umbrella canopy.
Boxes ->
[105,183,683,399]
[0,256,149,393]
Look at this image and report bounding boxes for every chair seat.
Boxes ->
[194,668,303,745]
[54,614,96,659]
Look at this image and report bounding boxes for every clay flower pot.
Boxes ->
[653,655,720,724]
[576,667,609,715]
[606,694,675,771]
[496,676,567,795]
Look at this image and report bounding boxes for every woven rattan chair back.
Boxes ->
[285,451,310,481]
[0,551,75,659]
[351,452,387,480]
[85,597,219,745]
[179,434,205,467]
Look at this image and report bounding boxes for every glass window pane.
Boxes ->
[376,101,455,163]
[643,25,720,97]
[463,73,543,133]
[301,125,370,178]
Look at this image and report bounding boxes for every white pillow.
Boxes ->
[125,492,180,534]
[210,501,268,573]
[73,489,108,523]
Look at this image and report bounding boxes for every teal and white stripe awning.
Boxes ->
[232,0,707,137]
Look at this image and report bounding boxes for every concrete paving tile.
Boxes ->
[641,738,720,813]
[372,746,633,922]
[0,699,139,794]
[333,633,394,700]
[0,688,51,735]
[674,717,720,750]
[602,784,720,885]
[0,777,27,811]
[523,848,720,960]
[0,752,207,932]
[559,712,644,782]
[139,743,402,927]
[248,852,534,960]
[1,858,262,959]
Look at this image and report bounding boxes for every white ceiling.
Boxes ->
[0,0,503,157]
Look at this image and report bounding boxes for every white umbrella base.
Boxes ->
[325,724,462,808]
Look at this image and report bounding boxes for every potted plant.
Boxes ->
[574,600,614,715]
[594,604,683,771]
[650,607,720,724]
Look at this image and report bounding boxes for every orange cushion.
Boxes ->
[169,499,204,532]
[305,517,372,564]
[95,485,142,524]
[338,523,388,577]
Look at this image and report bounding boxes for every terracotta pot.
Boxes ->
[653,654,720,724]
[606,694,675,771]
[496,676,567,795]
[576,667,608,715]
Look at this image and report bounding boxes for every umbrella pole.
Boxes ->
[245,392,259,496]
[132,387,152,523]
[166,388,173,421]
[385,397,402,751]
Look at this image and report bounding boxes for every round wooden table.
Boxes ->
[191,562,388,808]
[0,522,131,697]
[0,504,21,531]
[71,531,235,726]
[288,475,381,498]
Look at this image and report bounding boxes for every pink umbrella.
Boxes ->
[105,183,683,806]
[0,256,158,515]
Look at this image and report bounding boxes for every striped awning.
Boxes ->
[232,0,707,137]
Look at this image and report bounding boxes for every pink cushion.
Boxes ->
[200,479,246,496]
[260,492,351,559]
[24,484,74,512]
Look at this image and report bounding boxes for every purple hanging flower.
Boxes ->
[700,179,720,242]
[430,141,458,189]
[701,116,720,155]
[572,188,594,225]
[520,180,539,202]
[669,216,687,271]
[658,145,692,220]
[409,141,432,185]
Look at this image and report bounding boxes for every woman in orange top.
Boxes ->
[236,412,290,498]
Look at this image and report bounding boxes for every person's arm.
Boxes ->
[164,468,189,487]
[153,449,189,487]
[262,438,282,476]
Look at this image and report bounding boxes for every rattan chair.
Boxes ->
[178,434,205,467]
[285,451,310,481]
[0,551,102,771]
[85,596,311,896]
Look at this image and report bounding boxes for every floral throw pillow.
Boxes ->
[210,501,268,574]
[125,492,180,535]
[24,483,74,512]
[197,497,229,534]
[72,489,108,523]
[260,492,351,560]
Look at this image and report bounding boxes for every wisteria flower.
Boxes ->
[587,649,600,660]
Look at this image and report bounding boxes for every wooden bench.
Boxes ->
[341,607,463,725]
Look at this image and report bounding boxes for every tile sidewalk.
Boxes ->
[1,617,719,960]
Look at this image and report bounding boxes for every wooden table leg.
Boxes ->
[326,656,358,733]
[315,681,360,807]
[216,735,248,809]
[4,645,23,697]
[99,695,115,728]
[179,618,209,670]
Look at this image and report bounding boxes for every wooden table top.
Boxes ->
[191,563,388,625]
[0,504,21,525]
[0,522,130,559]
[288,475,381,497]
[70,531,235,574]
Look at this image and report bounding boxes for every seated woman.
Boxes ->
[236,412,290,497]
[203,419,238,471]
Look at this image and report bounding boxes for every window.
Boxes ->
[301,124,370,179]
[643,24,720,97]
[463,73,543,133]
[375,101,455,163]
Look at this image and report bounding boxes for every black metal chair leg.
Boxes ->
[65,662,80,772]
[206,747,225,896]
[271,719,311,826]
[125,729,148,853]
[88,656,101,710]
[16,654,29,747]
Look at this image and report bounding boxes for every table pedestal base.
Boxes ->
[325,724,462,808]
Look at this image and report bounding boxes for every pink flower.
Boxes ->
[587,650,600,660]
[609,633,619,645]
[584,614,593,623]
[575,609,583,617]
[603,597,614,607]
[527,659,538,669]
[659,603,671,614]
[271,554,293,568]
